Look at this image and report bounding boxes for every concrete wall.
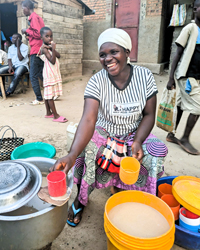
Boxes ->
[0,0,84,80]
[138,0,162,64]
[136,0,170,73]
[82,0,113,74]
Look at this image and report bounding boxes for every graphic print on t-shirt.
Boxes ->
[111,102,140,116]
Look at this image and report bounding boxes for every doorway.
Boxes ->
[160,0,175,66]
[114,0,140,62]
[0,3,17,44]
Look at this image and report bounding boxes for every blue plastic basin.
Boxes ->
[11,142,56,160]
[157,176,200,250]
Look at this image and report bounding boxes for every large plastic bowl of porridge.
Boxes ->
[0,157,73,250]
[104,190,175,250]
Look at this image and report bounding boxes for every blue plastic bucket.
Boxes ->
[11,142,56,160]
[157,176,200,250]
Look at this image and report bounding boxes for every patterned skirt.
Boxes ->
[73,127,168,206]
[44,82,62,100]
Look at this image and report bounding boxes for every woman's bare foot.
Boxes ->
[68,196,84,225]
[178,138,200,155]
[46,111,53,116]
[166,132,179,144]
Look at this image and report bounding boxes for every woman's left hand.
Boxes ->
[131,141,144,163]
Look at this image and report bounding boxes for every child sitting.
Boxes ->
[39,27,68,123]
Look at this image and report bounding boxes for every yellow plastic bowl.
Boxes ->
[104,190,175,250]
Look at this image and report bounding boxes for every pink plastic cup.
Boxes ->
[47,171,66,197]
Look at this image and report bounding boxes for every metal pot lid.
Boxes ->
[0,160,42,214]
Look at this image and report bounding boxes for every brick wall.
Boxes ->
[83,0,111,21]
[146,0,163,16]
[42,0,83,79]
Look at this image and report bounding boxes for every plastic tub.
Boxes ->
[11,142,56,160]
[157,176,200,250]
[104,190,175,250]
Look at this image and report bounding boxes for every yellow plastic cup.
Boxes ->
[119,157,140,185]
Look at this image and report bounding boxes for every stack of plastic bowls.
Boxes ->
[179,207,200,233]
[158,183,180,221]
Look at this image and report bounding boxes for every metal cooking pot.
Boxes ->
[0,157,73,250]
[0,160,42,213]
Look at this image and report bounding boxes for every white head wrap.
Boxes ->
[97,28,132,52]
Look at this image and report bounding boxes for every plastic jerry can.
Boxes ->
[66,122,78,152]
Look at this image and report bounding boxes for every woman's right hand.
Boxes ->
[167,78,176,90]
[49,154,76,175]
[132,141,144,163]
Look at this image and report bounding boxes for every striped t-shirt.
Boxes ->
[84,65,158,135]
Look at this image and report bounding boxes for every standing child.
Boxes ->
[22,0,44,105]
[39,27,68,123]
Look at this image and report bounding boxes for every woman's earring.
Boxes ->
[127,57,130,64]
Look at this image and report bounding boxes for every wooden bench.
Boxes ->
[0,72,30,100]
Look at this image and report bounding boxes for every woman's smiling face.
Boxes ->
[99,42,129,76]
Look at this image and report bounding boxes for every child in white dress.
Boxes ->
[39,27,67,123]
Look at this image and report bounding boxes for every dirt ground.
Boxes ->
[1,71,199,250]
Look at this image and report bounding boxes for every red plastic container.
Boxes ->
[185,209,200,219]
[47,171,66,197]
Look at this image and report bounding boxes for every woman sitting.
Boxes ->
[52,28,168,227]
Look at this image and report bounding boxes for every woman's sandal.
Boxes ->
[67,203,83,227]
[177,141,200,155]
[166,133,179,144]
[53,116,68,123]
[45,114,54,118]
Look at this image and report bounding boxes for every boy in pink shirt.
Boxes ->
[22,0,45,105]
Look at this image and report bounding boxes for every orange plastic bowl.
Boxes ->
[161,194,180,221]
[158,183,172,198]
